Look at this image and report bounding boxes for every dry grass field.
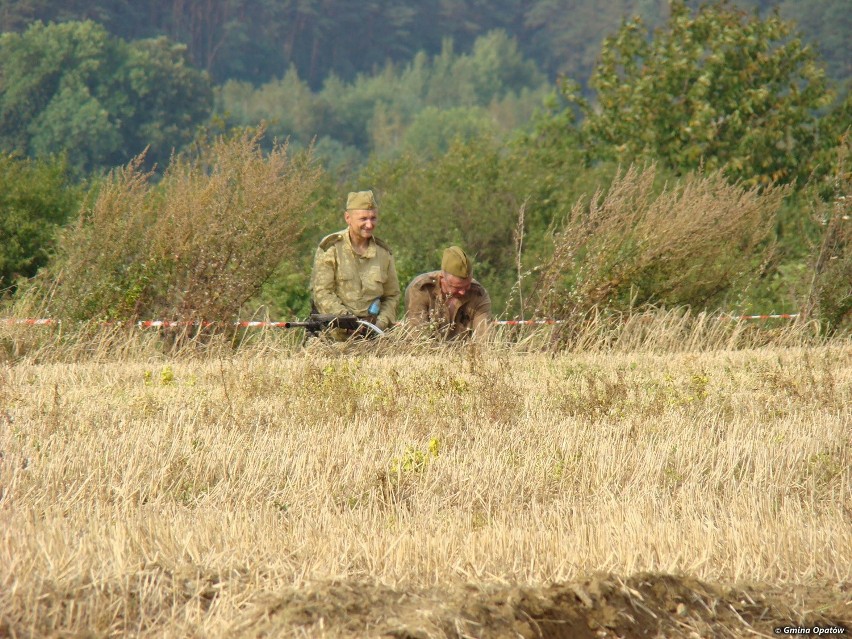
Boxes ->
[1,320,850,637]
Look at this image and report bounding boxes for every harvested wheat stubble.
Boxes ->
[0,340,849,637]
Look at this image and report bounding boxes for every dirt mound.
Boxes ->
[237,573,851,638]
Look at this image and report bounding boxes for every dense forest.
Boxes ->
[0,0,849,331]
[1,0,848,87]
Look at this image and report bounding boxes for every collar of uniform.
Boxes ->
[343,229,377,258]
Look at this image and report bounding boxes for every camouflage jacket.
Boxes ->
[404,271,491,340]
[310,230,400,329]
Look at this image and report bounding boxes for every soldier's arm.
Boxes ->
[470,289,493,339]
[404,279,430,327]
[376,254,401,329]
[311,246,349,315]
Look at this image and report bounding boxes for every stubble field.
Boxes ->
[1,326,850,637]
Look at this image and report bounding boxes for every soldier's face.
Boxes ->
[345,209,377,241]
[440,272,472,299]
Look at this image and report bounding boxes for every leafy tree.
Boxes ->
[217,31,548,162]
[216,65,322,148]
[398,106,496,159]
[0,20,212,174]
[719,0,852,85]
[567,0,837,187]
[119,36,214,165]
[2,0,848,90]
[443,30,545,104]
[0,154,80,290]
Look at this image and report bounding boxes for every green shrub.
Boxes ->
[0,155,80,292]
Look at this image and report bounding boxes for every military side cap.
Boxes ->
[346,190,377,210]
[442,246,472,279]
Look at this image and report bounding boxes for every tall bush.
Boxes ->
[804,137,851,332]
[529,165,786,319]
[28,129,323,322]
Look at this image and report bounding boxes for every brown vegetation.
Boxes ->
[21,129,323,323]
[529,165,784,320]
[0,321,849,637]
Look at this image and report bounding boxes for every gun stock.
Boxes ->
[283,314,362,333]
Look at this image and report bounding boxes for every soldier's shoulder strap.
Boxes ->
[373,236,393,255]
[408,271,439,291]
[318,231,345,251]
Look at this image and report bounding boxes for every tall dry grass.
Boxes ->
[0,305,835,366]
[0,325,849,636]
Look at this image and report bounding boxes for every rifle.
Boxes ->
[283,313,384,336]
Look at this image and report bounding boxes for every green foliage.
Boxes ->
[399,106,497,159]
[216,31,548,162]
[524,0,669,88]
[390,438,441,475]
[119,36,214,165]
[216,65,321,149]
[730,0,852,85]
[0,20,212,175]
[436,30,545,105]
[570,1,837,187]
[3,0,849,91]
[24,129,324,322]
[0,154,80,290]
[248,169,342,319]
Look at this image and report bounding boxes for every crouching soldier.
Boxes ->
[404,246,491,340]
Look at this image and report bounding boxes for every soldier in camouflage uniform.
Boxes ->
[310,190,400,334]
[404,246,491,340]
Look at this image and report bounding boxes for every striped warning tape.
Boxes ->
[2,318,60,325]
[496,319,565,325]
[137,320,295,328]
[496,314,800,324]
[3,319,296,328]
[4,313,801,328]
[724,313,799,320]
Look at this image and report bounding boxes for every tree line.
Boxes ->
[0,0,848,88]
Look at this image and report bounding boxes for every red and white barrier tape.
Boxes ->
[724,314,799,320]
[5,313,801,328]
[497,314,800,324]
[496,319,565,325]
[136,320,295,328]
[3,319,296,328]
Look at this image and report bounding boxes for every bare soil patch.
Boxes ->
[237,573,851,638]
